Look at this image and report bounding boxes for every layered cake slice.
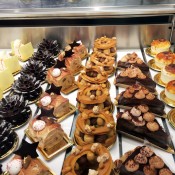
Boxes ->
[114,146,174,175]
[117,52,149,73]
[116,105,172,152]
[115,84,165,115]
[114,66,156,91]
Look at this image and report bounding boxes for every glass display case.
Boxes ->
[0,1,175,175]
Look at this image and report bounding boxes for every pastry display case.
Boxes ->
[0,0,175,175]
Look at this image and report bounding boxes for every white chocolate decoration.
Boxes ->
[88,169,98,175]
[33,120,46,131]
[7,159,22,175]
[52,68,61,77]
[40,96,52,107]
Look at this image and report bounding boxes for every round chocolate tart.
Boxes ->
[0,95,31,128]
[11,75,42,102]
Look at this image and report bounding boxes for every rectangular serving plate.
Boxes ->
[25,129,73,160]
[118,130,175,154]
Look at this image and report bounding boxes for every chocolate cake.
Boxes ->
[11,75,42,102]
[116,106,171,151]
[114,146,174,175]
[0,95,31,128]
[116,84,165,115]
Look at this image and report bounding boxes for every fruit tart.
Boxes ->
[116,105,172,152]
[117,52,149,73]
[89,52,115,75]
[6,139,54,175]
[77,85,112,112]
[115,84,165,115]
[62,143,114,175]
[11,74,42,102]
[38,84,69,118]
[93,36,117,57]
[0,95,31,128]
[114,146,174,175]
[74,109,116,148]
[114,66,156,91]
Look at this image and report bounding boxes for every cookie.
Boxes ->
[140,146,154,157]
[143,112,155,122]
[125,159,139,172]
[159,168,173,175]
[149,156,164,169]
[134,153,147,164]
[143,165,157,175]
[146,122,159,132]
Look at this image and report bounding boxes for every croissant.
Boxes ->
[74,109,116,147]
[62,143,114,175]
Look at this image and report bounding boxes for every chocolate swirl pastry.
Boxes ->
[0,119,17,158]
[32,51,56,69]
[21,59,47,82]
[11,75,42,102]
[37,39,61,56]
[0,95,31,128]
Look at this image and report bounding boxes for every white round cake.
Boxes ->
[161,64,175,84]
[165,80,175,101]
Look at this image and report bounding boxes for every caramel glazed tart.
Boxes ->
[74,109,116,148]
[62,143,114,175]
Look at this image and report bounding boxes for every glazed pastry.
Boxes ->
[7,139,52,175]
[0,60,14,91]
[89,52,115,75]
[151,39,171,55]
[62,143,114,175]
[155,51,175,69]
[0,119,17,158]
[77,66,108,89]
[0,95,31,128]
[0,51,21,74]
[21,59,47,82]
[77,85,112,112]
[161,64,175,84]
[117,52,149,73]
[114,66,156,91]
[74,109,116,147]
[11,75,42,102]
[32,50,56,69]
[11,39,34,61]
[114,146,174,175]
[93,36,117,57]
[116,84,165,115]
[165,80,175,101]
[37,39,61,56]
[38,84,69,118]
[116,105,171,151]
[28,116,66,154]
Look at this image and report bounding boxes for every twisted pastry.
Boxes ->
[74,110,116,147]
[62,143,114,175]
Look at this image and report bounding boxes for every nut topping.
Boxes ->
[143,112,155,122]
[134,153,147,164]
[138,105,149,113]
[130,107,141,117]
[91,143,99,152]
[140,146,153,157]
[146,122,159,132]
[121,111,132,120]
[125,159,139,172]
[149,156,164,169]
[135,90,146,99]
[146,93,155,100]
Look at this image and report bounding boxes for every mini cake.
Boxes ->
[28,116,66,154]
[155,51,175,69]
[0,61,14,91]
[116,84,165,115]
[165,80,175,101]
[11,75,42,102]
[0,95,31,128]
[114,146,173,175]
[116,105,171,150]
[93,36,117,57]
[0,119,17,158]
[38,84,69,118]
[0,51,21,74]
[11,39,34,61]
[115,66,156,91]
[89,52,115,75]
[151,39,171,55]
[62,143,114,175]
[161,64,175,84]
[37,39,61,57]
[21,59,47,82]
[117,52,149,73]
[77,66,108,89]
[7,139,53,175]
[77,85,112,112]
[74,109,116,147]
[59,49,82,74]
